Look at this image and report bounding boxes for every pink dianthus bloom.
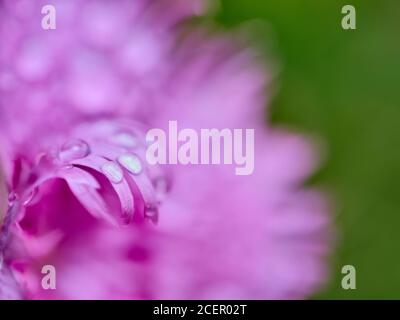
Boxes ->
[0,0,331,299]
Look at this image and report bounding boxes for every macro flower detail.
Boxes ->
[0,0,331,300]
[14,120,163,226]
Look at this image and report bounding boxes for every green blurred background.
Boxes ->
[215,0,400,299]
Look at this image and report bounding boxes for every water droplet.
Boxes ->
[101,162,124,184]
[111,132,137,148]
[118,154,142,175]
[144,204,158,224]
[58,139,90,163]
[23,188,38,206]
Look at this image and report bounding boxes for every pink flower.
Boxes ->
[0,0,331,299]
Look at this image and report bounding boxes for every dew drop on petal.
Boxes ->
[101,162,124,184]
[118,154,142,175]
[58,139,90,162]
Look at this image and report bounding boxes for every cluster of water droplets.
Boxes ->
[0,123,170,268]
[57,136,144,180]
[0,124,170,299]
[54,126,169,223]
